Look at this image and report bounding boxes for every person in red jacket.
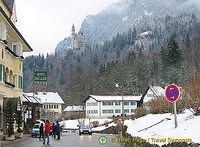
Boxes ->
[43,120,51,144]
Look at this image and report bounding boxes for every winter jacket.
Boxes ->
[117,121,123,131]
[55,123,61,132]
[40,124,45,134]
[45,122,51,133]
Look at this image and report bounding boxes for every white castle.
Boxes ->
[71,24,86,50]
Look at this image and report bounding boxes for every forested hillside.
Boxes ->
[23,14,200,106]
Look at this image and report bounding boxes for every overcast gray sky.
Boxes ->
[16,0,121,56]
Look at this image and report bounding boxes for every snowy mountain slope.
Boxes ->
[80,0,200,44]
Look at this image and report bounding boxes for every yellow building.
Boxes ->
[0,0,32,136]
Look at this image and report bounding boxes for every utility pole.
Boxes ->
[174,102,178,128]
[122,94,124,126]
[33,63,36,98]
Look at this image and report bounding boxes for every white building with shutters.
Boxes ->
[84,95,141,118]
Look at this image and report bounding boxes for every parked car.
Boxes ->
[79,125,92,135]
[32,123,40,137]
[31,121,45,137]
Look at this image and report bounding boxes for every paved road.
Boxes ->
[2,133,123,147]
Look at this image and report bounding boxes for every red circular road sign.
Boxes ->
[165,84,180,102]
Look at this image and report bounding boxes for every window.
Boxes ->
[28,110,32,118]
[102,109,113,114]
[54,105,58,109]
[115,102,121,106]
[87,102,98,106]
[131,102,136,105]
[131,109,135,113]
[49,105,53,109]
[12,44,17,54]
[87,110,98,114]
[147,94,153,97]
[13,75,16,86]
[124,102,129,105]
[102,102,113,106]
[124,109,129,113]
[115,109,121,113]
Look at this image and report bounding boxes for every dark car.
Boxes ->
[79,125,92,135]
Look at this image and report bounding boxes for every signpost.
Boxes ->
[165,84,180,128]
[34,71,48,82]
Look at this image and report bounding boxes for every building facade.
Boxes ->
[24,92,65,121]
[0,0,32,136]
[140,86,165,110]
[71,24,85,50]
[85,95,141,118]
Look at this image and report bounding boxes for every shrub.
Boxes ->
[5,100,15,137]
[134,107,147,118]
[183,74,200,115]
[148,96,173,114]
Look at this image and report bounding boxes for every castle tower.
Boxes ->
[71,24,75,49]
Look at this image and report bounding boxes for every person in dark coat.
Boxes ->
[52,123,56,139]
[39,123,44,140]
[55,121,61,139]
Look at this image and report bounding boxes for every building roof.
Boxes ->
[86,95,142,102]
[22,94,42,104]
[63,106,83,112]
[2,0,14,13]
[23,92,65,104]
[149,86,165,96]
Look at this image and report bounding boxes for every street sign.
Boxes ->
[165,84,180,128]
[34,71,47,82]
[165,84,180,102]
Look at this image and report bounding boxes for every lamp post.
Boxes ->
[115,83,124,125]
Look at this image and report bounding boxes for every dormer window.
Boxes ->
[12,44,17,54]
[11,42,23,56]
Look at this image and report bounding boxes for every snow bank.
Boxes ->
[125,109,200,145]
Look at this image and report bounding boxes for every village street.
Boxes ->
[2,133,122,147]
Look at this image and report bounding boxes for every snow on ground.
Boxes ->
[60,120,79,129]
[124,109,200,145]
[60,118,113,130]
[92,122,116,131]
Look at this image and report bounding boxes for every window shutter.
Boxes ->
[21,76,23,89]
[0,64,2,81]
[18,75,20,88]
[3,66,5,82]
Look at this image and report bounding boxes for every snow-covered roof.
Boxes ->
[150,86,165,96]
[22,94,42,104]
[63,106,83,112]
[23,92,65,104]
[89,95,141,101]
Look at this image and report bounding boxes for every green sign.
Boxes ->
[35,71,47,81]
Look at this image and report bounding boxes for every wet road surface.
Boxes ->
[2,133,123,147]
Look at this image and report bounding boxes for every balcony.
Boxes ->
[5,81,15,88]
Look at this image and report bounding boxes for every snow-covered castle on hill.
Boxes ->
[71,24,86,50]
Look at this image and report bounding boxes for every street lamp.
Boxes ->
[115,83,124,125]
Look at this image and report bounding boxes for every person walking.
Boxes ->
[52,123,56,139]
[43,120,51,144]
[39,123,44,140]
[117,120,123,138]
[55,121,60,140]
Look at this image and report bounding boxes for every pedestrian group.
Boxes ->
[39,120,61,144]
